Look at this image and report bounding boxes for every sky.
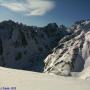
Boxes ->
[0,0,90,27]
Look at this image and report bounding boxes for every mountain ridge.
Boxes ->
[0,20,68,72]
[0,19,90,79]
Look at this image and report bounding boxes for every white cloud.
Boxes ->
[0,3,26,11]
[0,0,55,16]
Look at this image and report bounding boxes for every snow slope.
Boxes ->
[0,67,90,90]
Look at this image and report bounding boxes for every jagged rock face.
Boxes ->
[44,20,90,76]
[0,20,68,72]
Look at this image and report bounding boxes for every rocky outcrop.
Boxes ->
[44,19,90,76]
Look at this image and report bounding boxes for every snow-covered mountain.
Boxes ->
[0,19,90,79]
[44,19,90,79]
[0,20,68,72]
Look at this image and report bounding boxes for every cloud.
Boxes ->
[0,0,55,16]
[0,3,26,11]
